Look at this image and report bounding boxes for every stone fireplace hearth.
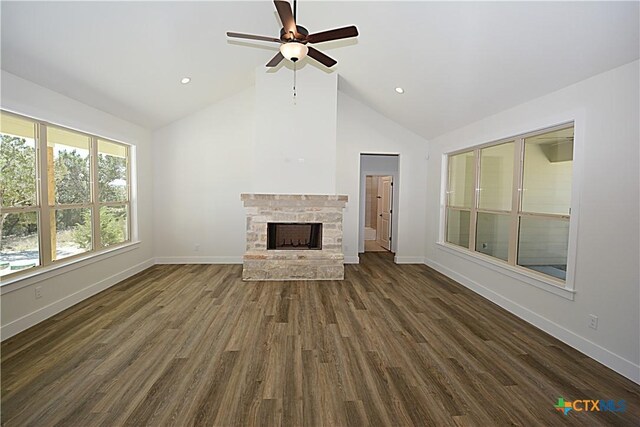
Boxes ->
[241,194,348,281]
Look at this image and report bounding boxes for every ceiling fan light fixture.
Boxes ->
[280,41,308,62]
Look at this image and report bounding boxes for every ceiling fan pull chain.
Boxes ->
[293,61,297,105]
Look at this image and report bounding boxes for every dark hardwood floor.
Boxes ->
[2,253,639,426]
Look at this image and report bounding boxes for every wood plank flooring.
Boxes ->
[2,252,639,426]
[364,240,388,252]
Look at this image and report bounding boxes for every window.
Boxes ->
[1,114,40,273]
[1,111,132,280]
[446,151,474,247]
[48,126,93,261]
[444,123,573,283]
[97,140,130,247]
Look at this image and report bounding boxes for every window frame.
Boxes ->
[95,139,132,249]
[440,122,576,296]
[45,124,94,264]
[0,114,43,273]
[1,110,133,282]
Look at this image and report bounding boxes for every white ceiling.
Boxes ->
[1,1,638,138]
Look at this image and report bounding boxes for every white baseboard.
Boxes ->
[154,256,243,264]
[394,256,425,264]
[156,256,360,265]
[1,258,155,341]
[424,258,640,385]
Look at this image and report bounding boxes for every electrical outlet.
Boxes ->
[588,314,598,330]
[35,286,42,299]
[194,244,200,252]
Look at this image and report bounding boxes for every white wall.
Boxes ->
[152,86,255,262]
[337,91,428,264]
[425,60,640,382]
[359,155,399,253]
[0,71,154,339]
[253,66,337,194]
[153,72,429,264]
[152,66,340,262]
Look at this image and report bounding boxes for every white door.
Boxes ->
[376,176,392,251]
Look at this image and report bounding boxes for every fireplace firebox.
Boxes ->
[267,223,322,250]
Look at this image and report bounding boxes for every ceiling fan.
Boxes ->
[226,0,358,68]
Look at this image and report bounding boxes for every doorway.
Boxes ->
[359,153,399,256]
[364,175,393,252]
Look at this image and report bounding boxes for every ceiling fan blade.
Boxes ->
[274,1,296,37]
[307,46,337,68]
[307,26,359,44]
[266,52,285,67]
[226,32,281,43]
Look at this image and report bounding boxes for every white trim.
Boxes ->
[424,258,640,384]
[564,115,584,291]
[154,256,243,264]
[1,257,154,340]
[156,255,358,265]
[358,153,400,254]
[394,256,425,264]
[436,242,575,300]
[1,241,141,294]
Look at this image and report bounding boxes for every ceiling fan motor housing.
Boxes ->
[280,25,309,42]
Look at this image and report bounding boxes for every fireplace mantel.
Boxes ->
[241,194,348,281]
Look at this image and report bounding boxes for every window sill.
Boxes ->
[435,242,575,300]
[0,241,141,295]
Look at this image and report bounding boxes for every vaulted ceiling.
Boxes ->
[1,1,638,138]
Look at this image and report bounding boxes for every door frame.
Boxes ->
[359,153,399,256]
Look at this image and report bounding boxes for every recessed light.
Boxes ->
[181,77,191,84]
[395,87,404,94]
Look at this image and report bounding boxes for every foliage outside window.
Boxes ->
[445,124,573,283]
[1,111,131,280]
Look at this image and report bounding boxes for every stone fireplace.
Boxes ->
[241,194,348,280]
